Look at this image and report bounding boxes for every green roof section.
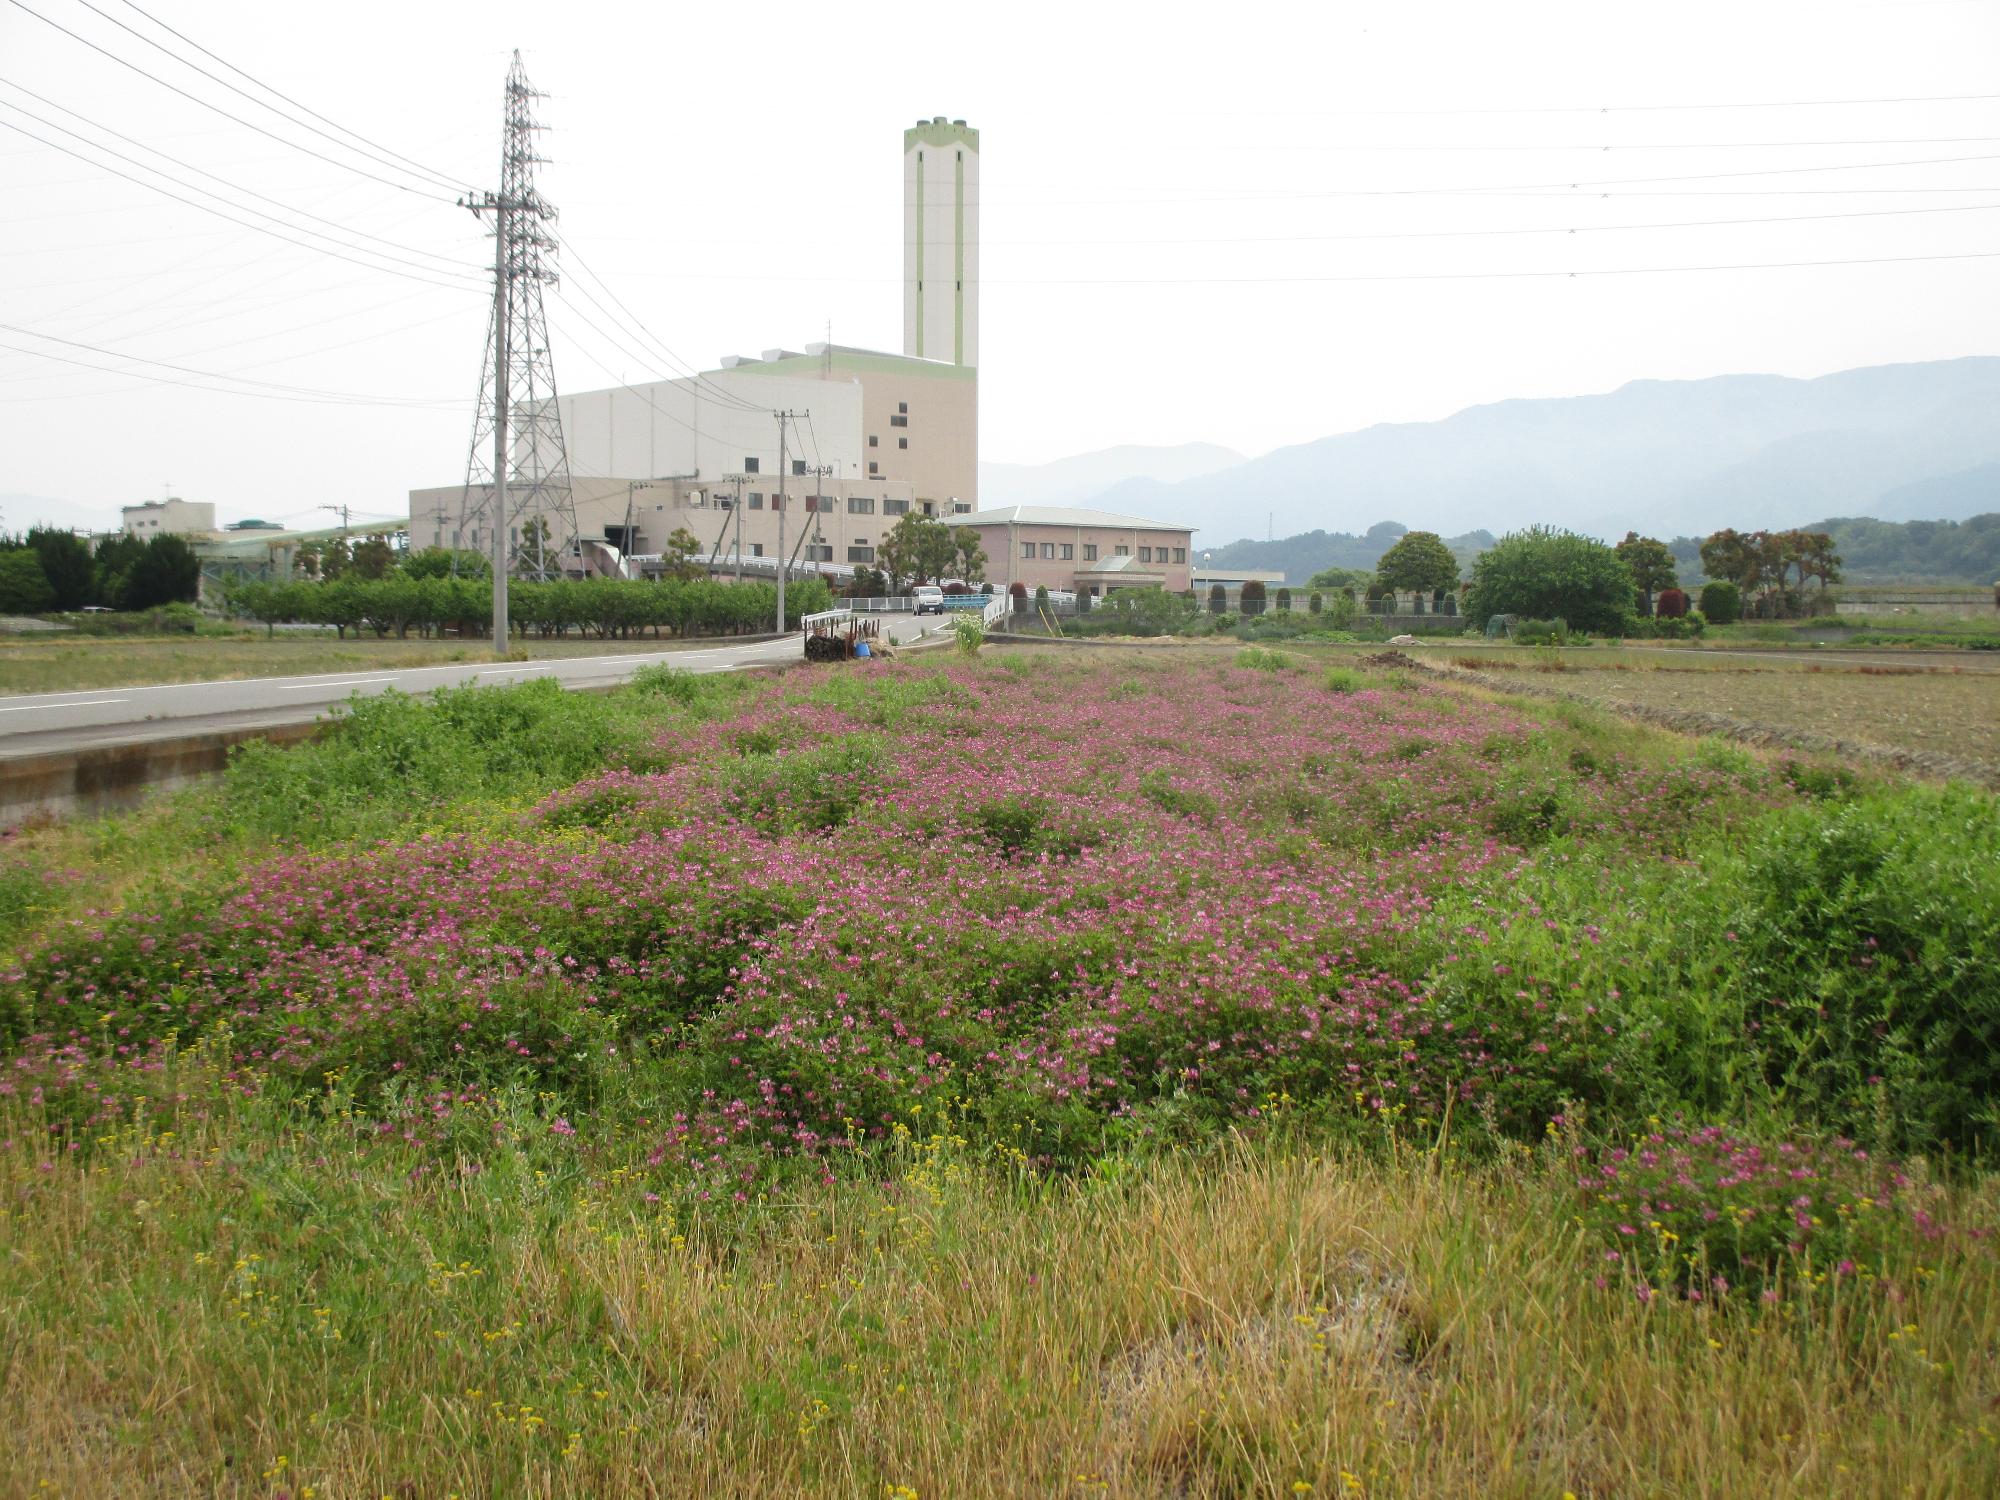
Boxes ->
[904,118,979,153]
[725,347,976,382]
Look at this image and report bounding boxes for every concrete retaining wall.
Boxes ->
[0,721,323,828]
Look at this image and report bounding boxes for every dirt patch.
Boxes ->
[1419,658,2000,787]
[1360,650,1424,671]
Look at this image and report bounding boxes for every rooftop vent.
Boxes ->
[933,115,946,124]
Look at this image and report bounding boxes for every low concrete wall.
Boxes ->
[0,721,324,828]
[1835,590,1996,619]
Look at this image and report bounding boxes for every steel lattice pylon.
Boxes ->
[458,51,578,582]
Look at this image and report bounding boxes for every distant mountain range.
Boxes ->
[0,492,119,536]
[1057,357,1999,547]
[979,444,1244,507]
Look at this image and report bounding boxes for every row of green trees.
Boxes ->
[227,572,833,639]
[1295,523,1845,629]
[0,529,199,614]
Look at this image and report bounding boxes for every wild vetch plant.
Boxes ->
[1,654,1991,1306]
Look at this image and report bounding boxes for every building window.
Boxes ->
[744,457,760,474]
[869,435,878,447]
[884,497,908,515]
[847,545,875,563]
[889,414,907,428]
[792,459,807,477]
[748,492,764,510]
[847,496,875,515]
[898,402,908,414]
[1060,544,1074,560]
[807,543,834,562]
[868,461,879,475]
[1115,545,1130,556]
[769,496,782,511]
[1139,547,1153,563]
[1174,547,1186,563]
[1082,544,1098,561]
[1022,542,1036,559]
[805,495,821,512]
[1040,542,1055,560]
[751,543,764,557]
[953,502,970,514]
[898,437,908,450]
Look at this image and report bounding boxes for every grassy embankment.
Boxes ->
[2,649,1996,1495]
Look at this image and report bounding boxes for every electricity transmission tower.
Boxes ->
[458,51,578,647]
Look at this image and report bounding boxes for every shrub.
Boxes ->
[1720,784,2000,1153]
[1208,583,1227,615]
[1308,591,1323,615]
[1656,587,1689,619]
[1700,581,1741,625]
[1275,587,1292,612]
[1075,587,1091,615]
[1240,580,1267,617]
[1034,584,1050,607]
[0,549,55,614]
[952,614,984,655]
[1464,527,1636,635]
[1009,582,1029,613]
[1509,618,1570,646]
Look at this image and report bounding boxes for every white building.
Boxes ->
[410,119,981,579]
[904,117,978,368]
[122,498,214,538]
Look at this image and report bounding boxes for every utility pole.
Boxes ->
[773,410,801,632]
[732,477,744,582]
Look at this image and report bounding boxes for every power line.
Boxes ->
[905,153,2000,211]
[552,272,769,414]
[1219,136,2000,152]
[0,328,469,407]
[5,0,460,200]
[1222,91,2000,118]
[0,302,475,404]
[978,247,2000,286]
[0,77,474,269]
[977,200,2000,249]
[556,235,771,411]
[0,115,483,290]
[107,0,469,192]
[0,285,462,387]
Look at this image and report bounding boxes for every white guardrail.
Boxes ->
[981,593,1008,627]
[800,607,855,630]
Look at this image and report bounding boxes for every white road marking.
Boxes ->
[275,676,398,692]
[0,697,128,712]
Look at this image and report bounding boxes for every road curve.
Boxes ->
[0,615,930,759]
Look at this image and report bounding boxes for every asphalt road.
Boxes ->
[0,614,931,759]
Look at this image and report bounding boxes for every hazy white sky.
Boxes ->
[4,0,1997,529]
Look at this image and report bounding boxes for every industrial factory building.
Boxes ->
[407,119,984,581]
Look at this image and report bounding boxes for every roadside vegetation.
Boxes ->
[1,652,1996,1494]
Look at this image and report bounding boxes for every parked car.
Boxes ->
[913,585,945,615]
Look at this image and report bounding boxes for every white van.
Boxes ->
[913,585,945,615]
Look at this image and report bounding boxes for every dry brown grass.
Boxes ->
[2,1095,1996,1499]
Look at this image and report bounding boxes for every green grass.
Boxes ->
[0,631,745,696]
